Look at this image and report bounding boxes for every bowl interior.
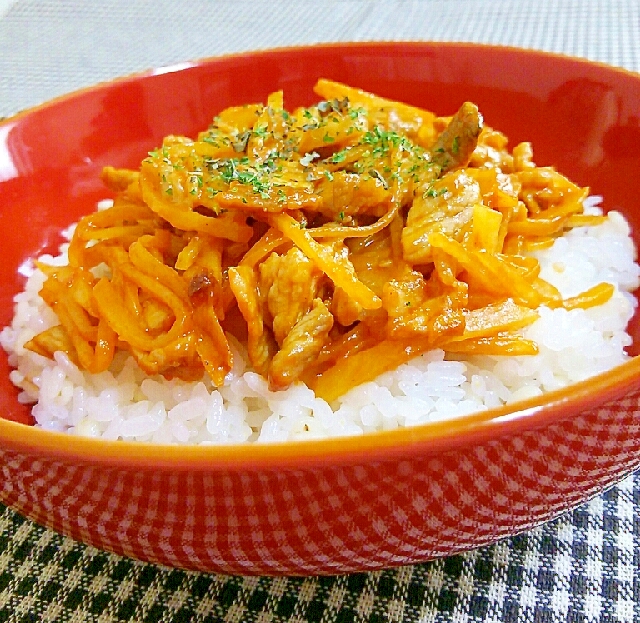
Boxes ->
[2,42,640,437]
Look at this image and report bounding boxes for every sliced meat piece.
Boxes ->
[268,298,334,390]
[402,170,481,264]
[429,102,482,173]
[259,246,325,346]
[330,285,364,326]
[315,171,392,219]
[228,266,276,375]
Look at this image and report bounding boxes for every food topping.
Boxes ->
[26,79,609,399]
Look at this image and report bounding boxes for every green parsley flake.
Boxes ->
[217,158,274,197]
[253,125,269,139]
[330,149,348,163]
[362,126,410,158]
[424,186,448,198]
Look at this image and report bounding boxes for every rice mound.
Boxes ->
[2,199,639,444]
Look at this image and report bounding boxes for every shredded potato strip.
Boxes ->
[443,334,538,356]
[93,270,187,352]
[139,164,253,243]
[310,339,431,403]
[239,228,287,268]
[28,79,618,397]
[33,266,117,373]
[307,202,400,240]
[428,232,544,308]
[313,78,438,138]
[268,212,382,310]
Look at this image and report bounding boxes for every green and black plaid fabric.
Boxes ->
[2,472,639,622]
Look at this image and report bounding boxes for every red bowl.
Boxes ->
[2,42,640,575]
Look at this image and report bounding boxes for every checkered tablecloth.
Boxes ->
[1,1,640,621]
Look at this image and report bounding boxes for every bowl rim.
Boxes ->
[1,40,640,470]
[3,39,640,122]
[1,356,639,469]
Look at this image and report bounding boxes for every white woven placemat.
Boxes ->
[1,0,639,116]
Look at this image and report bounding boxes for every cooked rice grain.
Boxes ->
[2,201,639,444]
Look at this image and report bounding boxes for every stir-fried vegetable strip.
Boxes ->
[27,79,611,398]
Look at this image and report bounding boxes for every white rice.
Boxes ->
[2,198,639,444]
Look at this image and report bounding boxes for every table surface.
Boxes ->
[1,1,640,622]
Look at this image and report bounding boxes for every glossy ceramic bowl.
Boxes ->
[2,42,640,576]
